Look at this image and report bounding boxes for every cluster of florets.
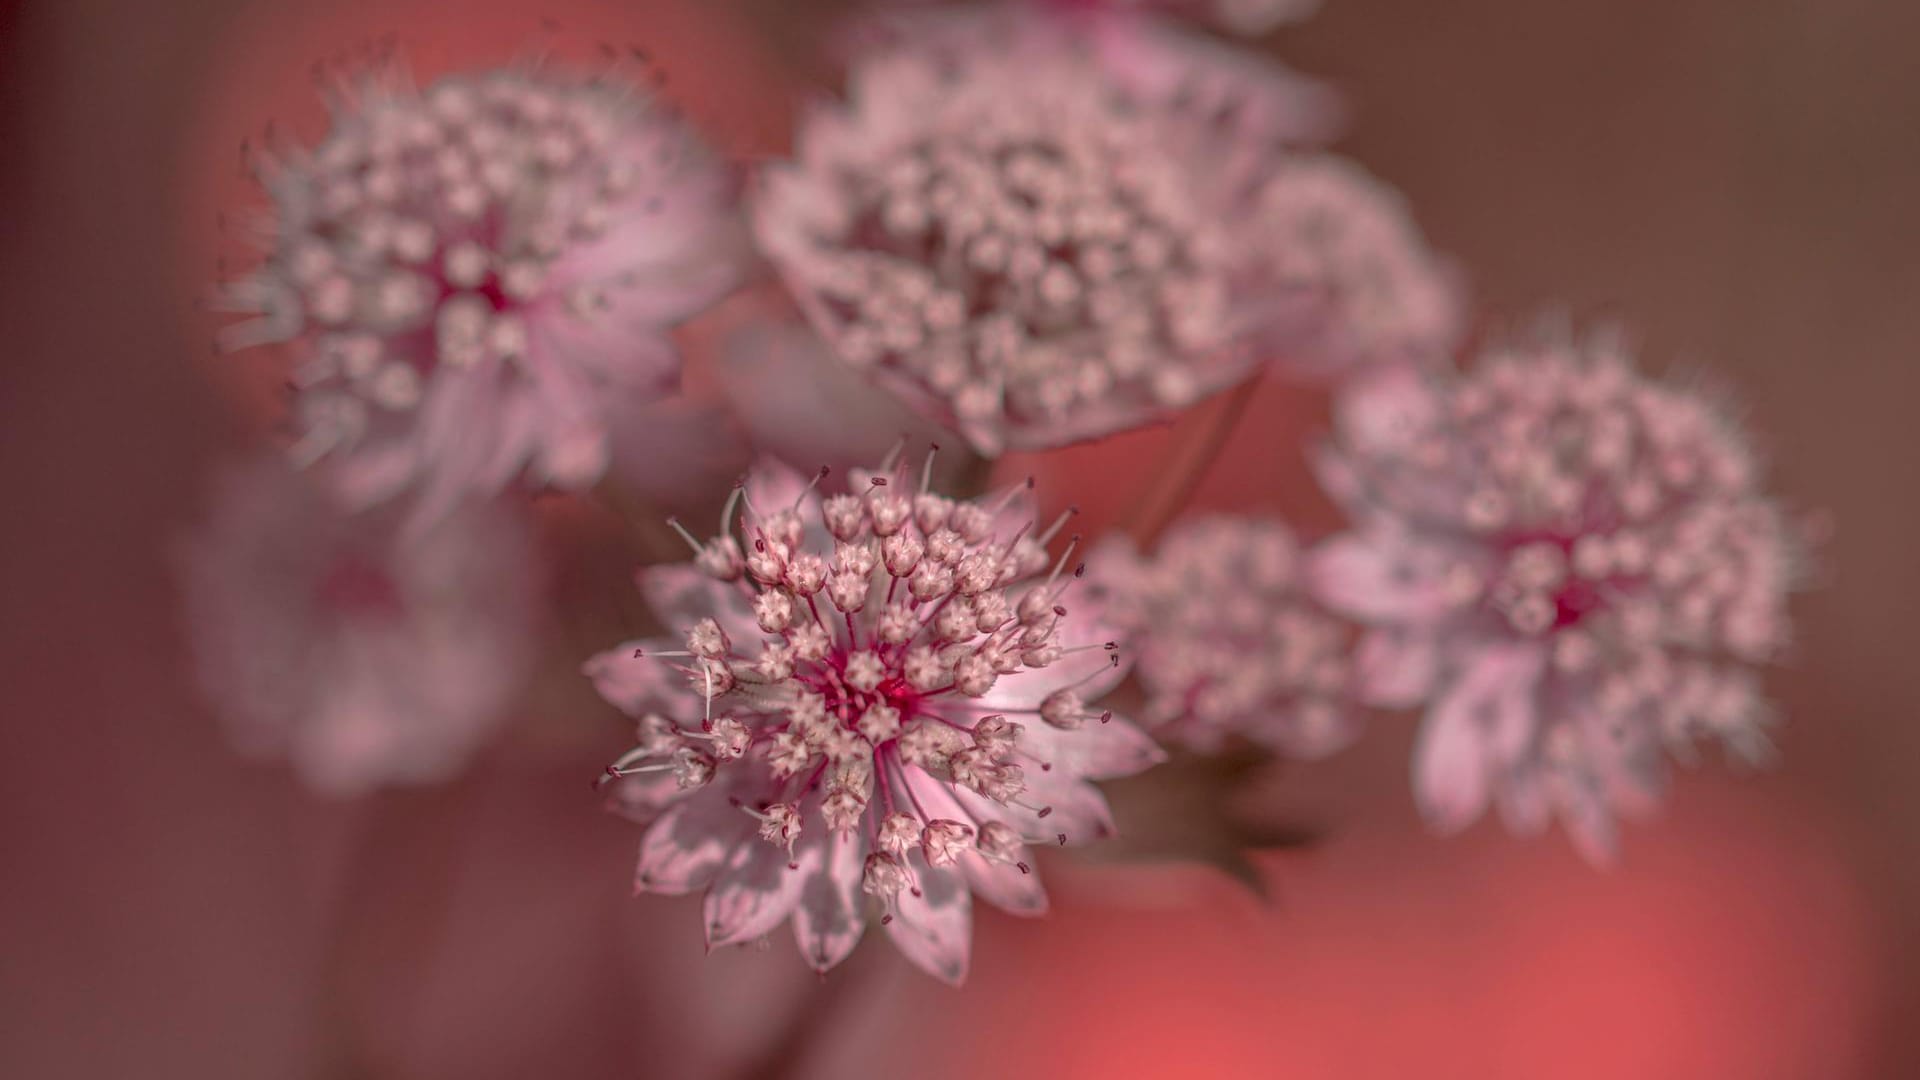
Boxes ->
[1090,516,1358,757]
[754,10,1335,454]
[1310,333,1800,862]
[222,65,739,517]
[586,454,1162,983]
[181,456,540,795]
[1251,155,1464,374]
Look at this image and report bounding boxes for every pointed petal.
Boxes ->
[1495,761,1552,837]
[634,788,750,896]
[958,773,1115,848]
[1016,712,1166,782]
[907,774,1048,917]
[1554,775,1621,868]
[583,639,691,717]
[704,834,810,948]
[883,856,972,986]
[791,830,868,973]
[1413,642,1545,833]
[639,565,759,645]
[1307,530,1459,624]
[1355,627,1441,708]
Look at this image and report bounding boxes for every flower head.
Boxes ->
[754,9,1336,455]
[892,0,1324,39]
[221,64,743,521]
[181,456,541,795]
[586,452,1164,983]
[1089,516,1358,757]
[1100,0,1323,36]
[1309,332,1803,863]
[1251,155,1464,376]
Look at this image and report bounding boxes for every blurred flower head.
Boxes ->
[892,0,1324,38]
[585,453,1165,983]
[220,63,744,521]
[1310,335,1803,863]
[180,456,542,795]
[1252,154,1465,376]
[754,7,1338,455]
[1090,516,1359,757]
[1102,0,1323,36]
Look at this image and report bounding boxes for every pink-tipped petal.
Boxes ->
[640,565,760,646]
[704,834,812,948]
[1413,642,1546,833]
[792,832,868,974]
[1307,530,1458,624]
[882,857,972,986]
[1355,627,1441,709]
[584,640,689,717]
[635,789,751,896]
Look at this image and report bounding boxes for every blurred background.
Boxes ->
[2,0,1915,1076]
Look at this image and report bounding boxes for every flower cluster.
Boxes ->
[1251,155,1465,375]
[1310,338,1800,862]
[587,455,1163,982]
[1089,516,1359,757]
[755,8,1336,454]
[222,65,741,520]
[178,0,1818,994]
[181,456,540,795]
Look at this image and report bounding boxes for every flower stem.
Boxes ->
[736,945,879,1080]
[1124,376,1264,551]
[316,776,478,1078]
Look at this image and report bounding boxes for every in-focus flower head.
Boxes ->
[1089,516,1359,757]
[1252,155,1465,376]
[754,6,1339,456]
[181,456,541,795]
[220,60,744,521]
[1309,331,1804,863]
[586,450,1165,983]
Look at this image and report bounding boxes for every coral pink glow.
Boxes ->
[4,0,1914,1077]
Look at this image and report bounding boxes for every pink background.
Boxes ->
[2,1,1914,1076]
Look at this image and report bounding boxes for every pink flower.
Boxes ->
[1251,155,1466,376]
[1089,516,1359,757]
[892,0,1323,38]
[1308,335,1803,863]
[753,7,1337,456]
[219,64,744,522]
[584,454,1164,983]
[180,456,542,795]
[1098,0,1323,36]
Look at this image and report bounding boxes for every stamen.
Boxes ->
[1039,506,1079,545]
[717,482,745,538]
[1046,533,1083,586]
[986,476,1036,517]
[665,516,705,556]
[795,465,831,509]
[919,443,940,493]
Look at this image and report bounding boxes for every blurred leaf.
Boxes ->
[1081,744,1327,901]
